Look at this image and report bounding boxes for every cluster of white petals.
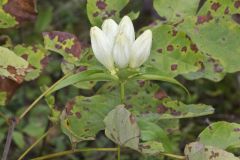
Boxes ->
[90,16,152,73]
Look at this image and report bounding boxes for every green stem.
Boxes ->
[31,148,118,160]
[18,73,71,121]
[161,152,185,160]
[18,129,50,160]
[120,82,125,103]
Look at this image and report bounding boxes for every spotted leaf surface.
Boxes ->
[184,142,240,160]
[198,121,240,150]
[87,0,139,26]
[0,46,29,83]
[61,95,118,144]
[104,105,140,151]
[139,141,164,155]
[43,31,82,63]
[99,81,214,121]
[13,44,49,81]
[0,7,17,28]
[153,0,200,22]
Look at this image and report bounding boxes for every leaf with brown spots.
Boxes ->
[61,95,118,144]
[3,0,37,24]
[87,0,139,26]
[0,46,29,83]
[184,142,239,160]
[198,121,240,150]
[43,31,82,63]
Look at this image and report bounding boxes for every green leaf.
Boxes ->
[43,31,82,63]
[61,95,118,144]
[0,8,17,28]
[198,121,240,150]
[13,131,25,148]
[104,105,140,150]
[87,0,139,26]
[35,6,53,32]
[138,119,173,152]
[147,24,204,78]
[153,0,200,22]
[184,142,240,160]
[0,46,29,83]
[13,44,49,81]
[140,141,164,155]
[48,70,115,94]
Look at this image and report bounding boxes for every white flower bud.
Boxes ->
[118,16,135,44]
[113,34,130,68]
[90,26,115,71]
[129,30,152,68]
[102,19,118,49]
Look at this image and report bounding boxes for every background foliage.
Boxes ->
[0,0,240,159]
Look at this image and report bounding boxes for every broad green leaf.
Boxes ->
[13,44,49,81]
[198,121,240,150]
[87,0,139,26]
[61,95,118,144]
[140,141,164,155]
[13,131,25,148]
[35,6,53,32]
[184,142,240,160]
[0,46,29,83]
[104,105,140,150]
[153,0,200,22]
[147,24,204,78]
[179,16,240,73]
[138,119,173,152]
[99,81,214,120]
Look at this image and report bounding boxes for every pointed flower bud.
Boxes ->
[113,34,130,68]
[129,30,152,68]
[102,19,118,49]
[118,16,135,44]
[90,26,115,72]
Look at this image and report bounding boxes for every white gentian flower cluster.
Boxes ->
[90,16,152,73]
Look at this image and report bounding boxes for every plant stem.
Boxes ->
[31,148,118,160]
[18,73,71,121]
[120,82,125,103]
[1,118,17,160]
[18,129,51,160]
[161,152,185,160]
[118,82,125,160]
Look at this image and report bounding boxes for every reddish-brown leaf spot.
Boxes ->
[232,14,240,24]
[43,31,82,58]
[233,128,240,132]
[196,11,213,24]
[172,30,178,36]
[75,112,81,119]
[65,99,75,115]
[93,11,99,17]
[0,77,20,104]
[213,64,223,72]
[167,45,174,52]
[3,0,37,24]
[211,2,221,11]
[234,0,240,8]
[171,64,178,71]
[197,61,205,71]
[190,43,198,53]
[154,90,168,100]
[170,109,181,116]
[129,114,136,124]
[157,104,168,114]
[181,46,187,52]
[96,0,107,10]
[224,7,230,14]
[157,48,163,53]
